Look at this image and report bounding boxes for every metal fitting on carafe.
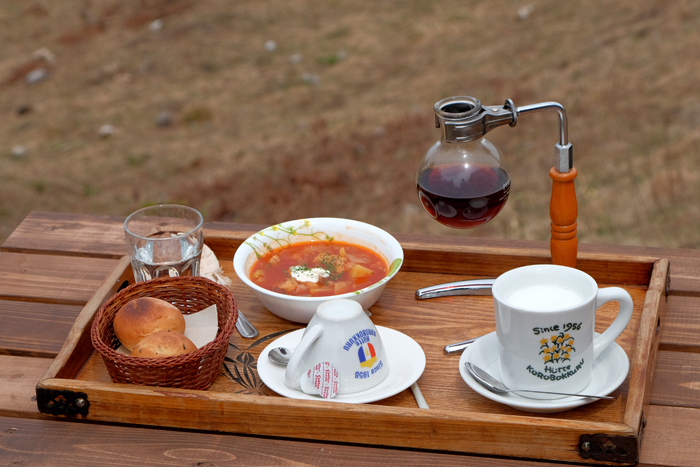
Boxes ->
[433,96,573,173]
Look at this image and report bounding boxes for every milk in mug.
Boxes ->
[505,284,584,311]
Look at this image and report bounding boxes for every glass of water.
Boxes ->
[124,205,204,283]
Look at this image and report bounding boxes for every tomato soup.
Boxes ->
[250,241,388,297]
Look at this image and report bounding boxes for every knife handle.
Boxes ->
[416,279,495,300]
[444,338,477,355]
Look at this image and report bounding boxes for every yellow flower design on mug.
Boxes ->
[539,332,576,364]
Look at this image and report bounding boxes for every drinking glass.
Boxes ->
[124,205,204,283]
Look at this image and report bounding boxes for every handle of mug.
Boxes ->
[284,324,324,390]
[592,287,633,361]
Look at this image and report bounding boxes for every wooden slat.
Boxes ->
[578,243,700,295]
[2,350,699,464]
[0,356,51,417]
[0,416,690,467]
[397,233,700,294]
[0,416,566,467]
[1,211,127,258]
[6,211,700,294]
[623,259,668,431]
[37,375,637,465]
[398,241,657,285]
[0,354,694,466]
[660,295,700,353]
[0,253,118,305]
[0,347,689,464]
[0,212,263,260]
[0,301,83,357]
[650,351,700,408]
[662,259,700,296]
[639,405,700,467]
[0,391,692,466]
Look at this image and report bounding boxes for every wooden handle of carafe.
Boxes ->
[550,167,578,267]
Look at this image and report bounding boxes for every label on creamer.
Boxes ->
[299,361,339,399]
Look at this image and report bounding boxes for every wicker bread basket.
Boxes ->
[91,276,237,390]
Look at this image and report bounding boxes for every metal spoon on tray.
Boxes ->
[236,310,259,338]
[268,346,293,365]
[465,362,613,399]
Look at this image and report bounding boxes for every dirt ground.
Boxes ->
[2,0,699,249]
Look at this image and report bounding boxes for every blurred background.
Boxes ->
[1,0,699,248]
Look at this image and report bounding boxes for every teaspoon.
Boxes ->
[465,362,613,399]
[236,310,259,338]
[268,347,293,365]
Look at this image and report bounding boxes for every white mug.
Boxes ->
[492,264,633,399]
[284,299,389,395]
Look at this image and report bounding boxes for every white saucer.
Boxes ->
[258,326,426,404]
[459,331,629,413]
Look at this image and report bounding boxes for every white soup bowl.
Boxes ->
[233,218,403,323]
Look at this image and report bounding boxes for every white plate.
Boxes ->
[459,331,629,413]
[259,326,426,404]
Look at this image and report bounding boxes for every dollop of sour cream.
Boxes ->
[289,266,330,283]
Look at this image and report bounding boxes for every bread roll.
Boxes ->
[113,297,186,351]
[131,330,197,358]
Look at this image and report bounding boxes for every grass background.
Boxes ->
[2,0,699,248]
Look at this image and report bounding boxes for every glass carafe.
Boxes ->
[416,98,511,229]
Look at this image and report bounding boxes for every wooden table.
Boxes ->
[1,211,700,466]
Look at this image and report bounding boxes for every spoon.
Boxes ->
[415,279,494,299]
[465,362,614,399]
[235,310,259,338]
[268,347,293,365]
[444,337,478,355]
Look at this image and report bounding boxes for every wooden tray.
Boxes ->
[36,232,668,465]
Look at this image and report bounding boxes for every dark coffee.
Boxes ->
[417,162,511,229]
